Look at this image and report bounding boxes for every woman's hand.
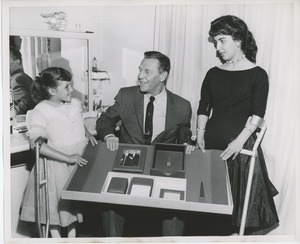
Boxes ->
[68,154,88,167]
[196,130,206,153]
[220,139,244,160]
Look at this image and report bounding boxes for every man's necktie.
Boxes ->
[144,96,155,145]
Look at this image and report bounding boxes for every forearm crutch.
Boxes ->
[35,138,50,238]
[238,122,267,235]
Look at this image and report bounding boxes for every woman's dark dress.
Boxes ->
[197,66,279,231]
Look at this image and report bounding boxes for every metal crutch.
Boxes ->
[35,139,50,238]
[238,122,267,235]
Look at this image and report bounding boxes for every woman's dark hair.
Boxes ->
[209,15,257,63]
[31,67,72,103]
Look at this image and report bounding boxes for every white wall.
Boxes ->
[10,6,156,106]
[92,6,155,106]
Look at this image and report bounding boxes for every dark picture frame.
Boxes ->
[112,145,147,173]
[151,143,185,178]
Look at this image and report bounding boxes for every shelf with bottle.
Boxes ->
[90,56,110,81]
[90,70,110,81]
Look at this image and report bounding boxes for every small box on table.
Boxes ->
[150,143,185,178]
[107,177,128,194]
[127,177,154,197]
[102,171,187,201]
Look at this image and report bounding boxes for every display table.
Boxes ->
[62,142,233,215]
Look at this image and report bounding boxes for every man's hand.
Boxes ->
[184,143,196,154]
[105,135,119,151]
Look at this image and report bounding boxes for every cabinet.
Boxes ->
[11,151,34,238]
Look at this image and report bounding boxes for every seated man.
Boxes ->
[96,51,195,237]
[10,46,36,115]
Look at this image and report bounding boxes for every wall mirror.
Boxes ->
[10,28,93,111]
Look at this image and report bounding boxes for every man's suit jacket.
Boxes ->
[96,86,192,145]
[10,69,35,115]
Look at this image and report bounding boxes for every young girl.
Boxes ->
[20,67,97,237]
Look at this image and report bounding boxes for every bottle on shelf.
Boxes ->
[92,57,98,72]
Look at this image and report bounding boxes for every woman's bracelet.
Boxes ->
[196,127,205,132]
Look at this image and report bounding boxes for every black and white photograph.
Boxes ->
[119,150,141,167]
[1,0,300,243]
[113,147,146,172]
[113,146,147,172]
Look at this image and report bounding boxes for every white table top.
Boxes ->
[10,133,30,154]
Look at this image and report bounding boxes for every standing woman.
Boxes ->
[197,15,279,234]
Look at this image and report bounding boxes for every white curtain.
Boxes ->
[154,3,297,235]
[20,36,49,78]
